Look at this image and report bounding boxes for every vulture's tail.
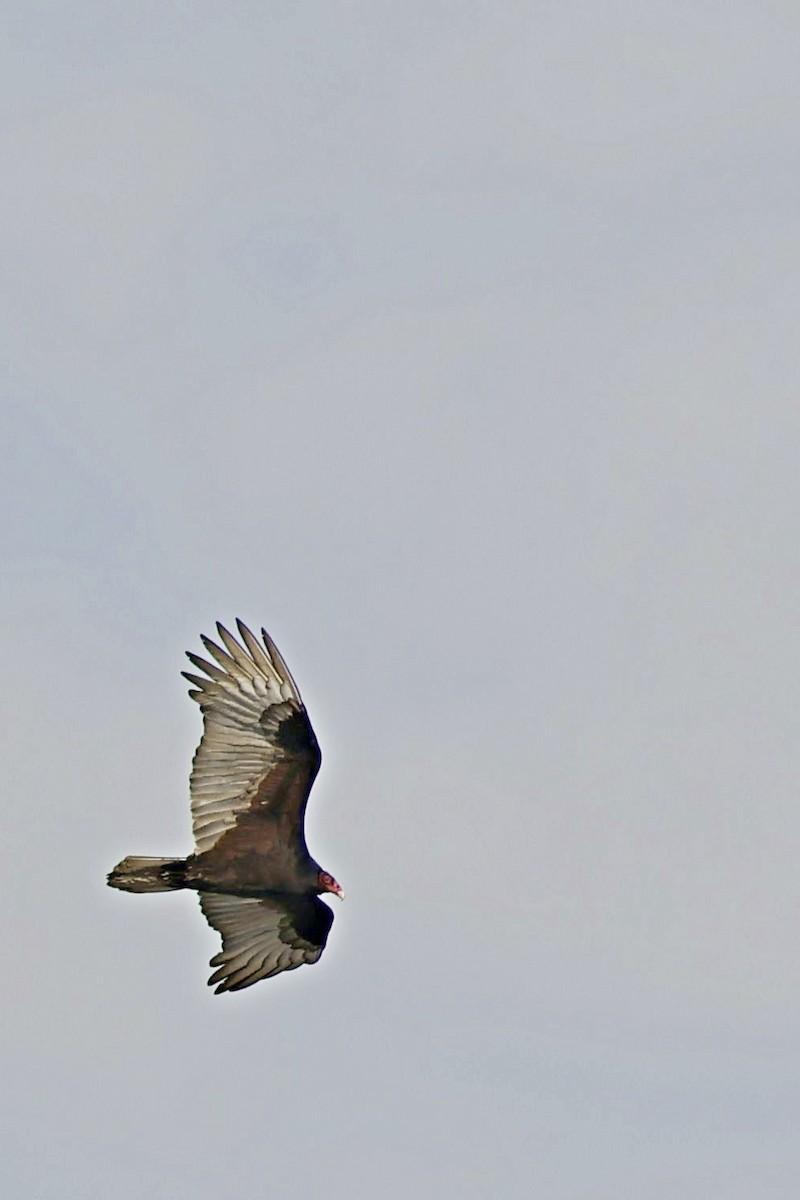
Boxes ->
[107,855,188,894]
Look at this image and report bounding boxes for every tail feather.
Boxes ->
[107,855,187,894]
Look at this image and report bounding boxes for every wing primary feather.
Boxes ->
[236,620,275,675]
[199,634,242,675]
[209,954,256,986]
[216,623,258,674]
[185,651,229,683]
[262,628,301,696]
[181,671,212,690]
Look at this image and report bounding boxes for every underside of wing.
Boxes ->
[183,621,321,856]
[199,891,334,992]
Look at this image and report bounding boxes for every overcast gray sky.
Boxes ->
[3,3,800,1197]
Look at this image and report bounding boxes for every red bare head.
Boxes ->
[318,870,345,900]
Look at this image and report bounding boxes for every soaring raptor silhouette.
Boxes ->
[108,621,343,993]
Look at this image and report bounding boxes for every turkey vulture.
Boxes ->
[107,621,343,992]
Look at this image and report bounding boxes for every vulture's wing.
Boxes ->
[199,891,334,992]
[182,621,320,856]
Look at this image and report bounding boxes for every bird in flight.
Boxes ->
[108,621,343,993]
